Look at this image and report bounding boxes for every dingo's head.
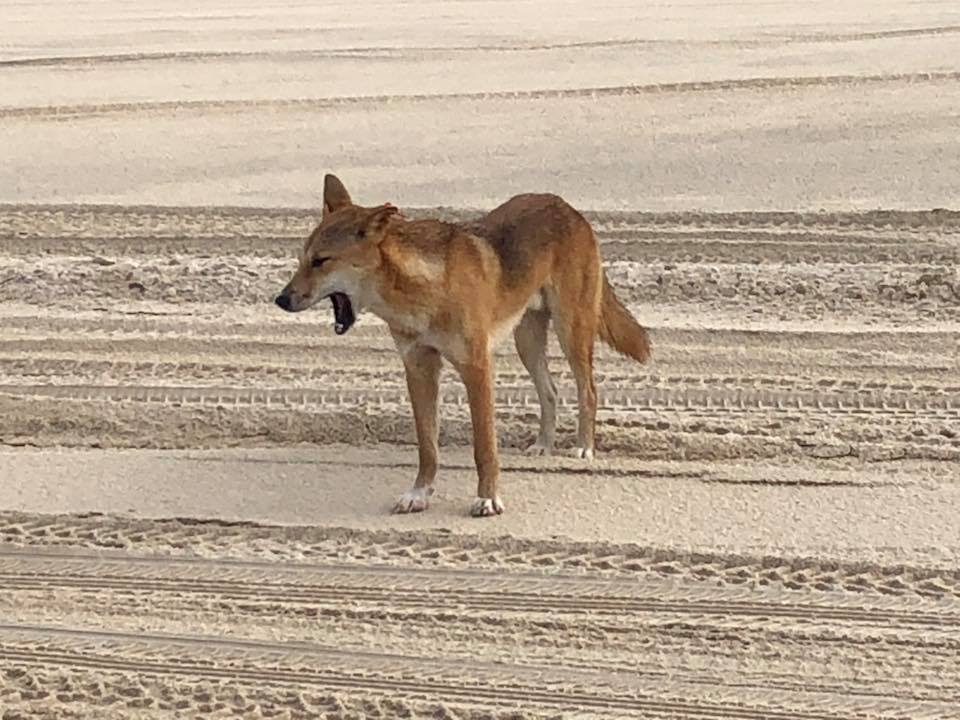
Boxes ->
[274,174,398,334]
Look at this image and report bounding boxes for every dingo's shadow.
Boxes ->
[181,453,709,480]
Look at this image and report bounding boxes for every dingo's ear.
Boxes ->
[359,203,399,241]
[323,174,353,218]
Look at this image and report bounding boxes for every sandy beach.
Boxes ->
[2,2,959,718]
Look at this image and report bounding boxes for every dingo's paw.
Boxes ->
[392,487,432,514]
[524,440,553,457]
[572,447,595,460]
[470,496,505,517]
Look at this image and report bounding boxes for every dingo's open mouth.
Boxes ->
[330,292,355,334]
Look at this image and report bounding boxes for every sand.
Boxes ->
[2,2,960,718]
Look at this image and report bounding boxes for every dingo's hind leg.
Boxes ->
[513,308,557,456]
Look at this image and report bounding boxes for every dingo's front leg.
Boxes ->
[393,343,442,514]
[457,352,504,517]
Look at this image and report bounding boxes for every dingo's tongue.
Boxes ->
[330,292,355,335]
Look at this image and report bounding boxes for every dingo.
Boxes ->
[275,175,650,516]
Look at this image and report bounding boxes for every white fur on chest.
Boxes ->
[391,317,468,364]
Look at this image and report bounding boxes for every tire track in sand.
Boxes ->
[2,549,955,628]
[0,638,878,720]
[1,381,957,415]
[2,514,957,599]
[1,547,957,718]
[1,517,957,717]
[5,25,960,68]
[3,72,960,119]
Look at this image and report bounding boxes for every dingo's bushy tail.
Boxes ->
[598,276,651,363]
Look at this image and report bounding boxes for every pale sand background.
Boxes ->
[1,2,960,718]
[4,1,960,210]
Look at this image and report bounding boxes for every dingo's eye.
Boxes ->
[311,256,330,269]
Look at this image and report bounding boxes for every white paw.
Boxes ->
[524,440,553,456]
[392,487,433,514]
[470,496,505,517]
[572,447,595,460]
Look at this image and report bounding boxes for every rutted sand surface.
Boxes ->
[1,206,958,719]
[2,2,960,718]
